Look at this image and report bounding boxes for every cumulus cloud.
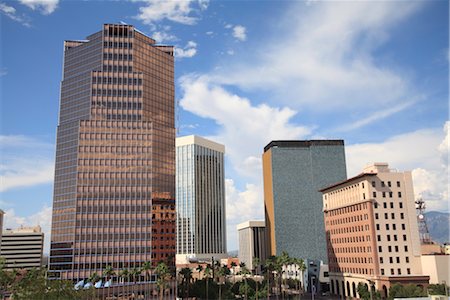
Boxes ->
[3,205,52,254]
[225,179,263,250]
[0,135,54,192]
[346,122,448,212]
[211,1,424,126]
[179,75,311,178]
[174,41,197,58]
[135,0,207,26]
[152,30,178,43]
[232,25,247,41]
[18,0,59,15]
[0,2,31,26]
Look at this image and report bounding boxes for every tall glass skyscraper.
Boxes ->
[49,24,176,282]
[175,135,227,264]
[263,140,347,263]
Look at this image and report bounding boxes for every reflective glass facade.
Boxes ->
[49,24,175,281]
[176,136,227,259]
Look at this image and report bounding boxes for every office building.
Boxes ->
[1,226,44,269]
[321,163,429,299]
[49,24,176,282]
[0,209,4,248]
[263,140,347,262]
[175,135,227,264]
[237,220,267,271]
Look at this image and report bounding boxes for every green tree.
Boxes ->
[179,267,192,299]
[204,264,212,300]
[141,261,152,282]
[155,262,171,300]
[239,263,252,300]
[264,256,276,300]
[216,265,230,300]
[388,283,427,300]
[231,261,237,284]
[103,265,115,284]
[196,264,203,281]
[428,284,449,296]
[291,257,305,298]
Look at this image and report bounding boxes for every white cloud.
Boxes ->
[0,2,31,26]
[346,122,448,212]
[0,135,54,192]
[18,0,59,15]
[3,205,52,254]
[232,25,247,41]
[225,179,263,250]
[174,41,197,58]
[179,75,311,178]
[210,2,424,128]
[152,31,178,43]
[135,0,207,26]
[227,49,235,56]
[206,31,214,36]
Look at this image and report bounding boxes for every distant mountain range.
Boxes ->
[425,211,450,244]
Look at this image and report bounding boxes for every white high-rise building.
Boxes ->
[176,135,227,264]
[237,221,267,271]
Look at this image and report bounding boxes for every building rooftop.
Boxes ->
[264,140,344,153]
[4,225,42,234]
[237,220,265,230]
[176,135,225,153]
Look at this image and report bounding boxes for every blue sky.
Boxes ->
[0,0,448,252]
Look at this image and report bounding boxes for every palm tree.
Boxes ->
[155,262,171,300]
[216,265,229,300]
[103,265,115,285]
[88,272,100,284]
[179,267,192,299]
[119,269,130,298]
[276,251,291,300]
[238,264,251,300]
[230,261,237,284]
[253,257,261,300]
[141,261,152,282]
[265,256,276,300]
[204,264,212,300]
[195,264,203,281]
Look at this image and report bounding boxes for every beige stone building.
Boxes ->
[1,225,44,269]
[321,163,429,299]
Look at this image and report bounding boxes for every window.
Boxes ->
[373,192,377,198]
[384,213,388,219]
[388,246,392,252]
[404,246,408,252]
[372,181,376,187]
[362,183,365,188]
[390,202,394,209]
[396,257,400,263]
[377,235,381,241]
[376,224,380,230]
[393,224,397,230]
[394,234,398,241]
[395,245,399,252]
[391,268,394,275]
[375,213,379,220]
[406,257,409,263]
[398,192,402,198]
[388,181,392,187]
[386,224,390,230]
[378,246,382,253]
[391,213,395,219]
[381,269,385,275]
[397,181,401,187]
[403,235,407,241]
[400,213,404,219]
[381,181,385,187]
[407,268,411,274]
[382,192,386,198]
[374,202,378,208]
[389,192,393,198]
[398,269,401,275]
[402,224,406,230]
[389,257,393,263]
[383,202,387,208]
[399,202,403,209]
[387,235,391,242]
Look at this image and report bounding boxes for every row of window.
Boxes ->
[79,158,150,167]
[92,89,142,98]
[104,27,133,38]
[102,65,133,73]
[329,224,369,235]
[378,245,408,253]
[80,132,150,140]
[373,191,402,198]
[92,76,142,85]
[103,41,133,49]
[375,223,406,231]
[80,119,151,129]
[330,266,373,275]
[381,268,410,275]
[377,234,407,242]
[375,202,403,209]
[105,114,142,121]
[329,214,368,226]
[380,256,409,264]
[375,212,405,220]
[331,256,373,264]
[103,53,133,61]
[327,203,368,216]
[331,235,370,244]
[372,180,401,188]
[79,146,150,154]
[334,246,371,254]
